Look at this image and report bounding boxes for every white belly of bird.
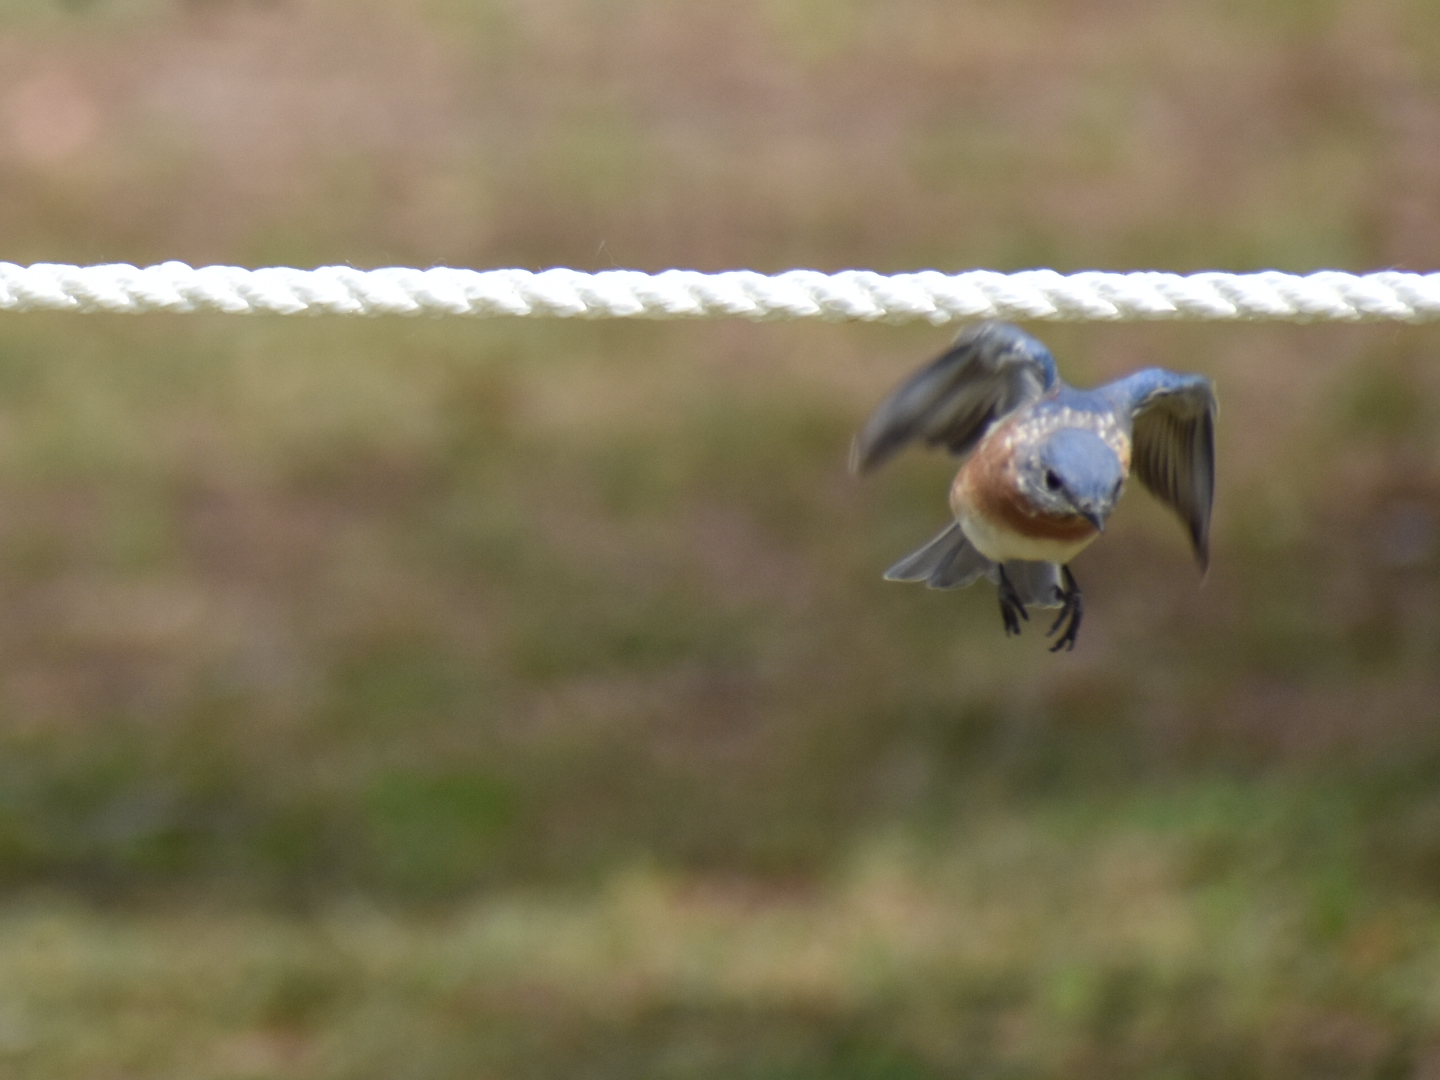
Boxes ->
[957,507,1099,565]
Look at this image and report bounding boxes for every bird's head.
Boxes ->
[1019,427,1126,531]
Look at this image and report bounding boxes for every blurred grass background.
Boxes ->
[0,0,1439,1076]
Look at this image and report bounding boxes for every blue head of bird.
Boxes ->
[1019,427,1125,531]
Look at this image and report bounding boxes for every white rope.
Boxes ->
[0,262,1438,322]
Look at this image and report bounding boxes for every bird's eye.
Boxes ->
[1044,469,1062,491]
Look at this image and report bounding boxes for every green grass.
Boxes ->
[0,790,1435,1079]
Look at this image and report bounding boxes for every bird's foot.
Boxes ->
[1046,566,1083,652]
[997,566,1030,637]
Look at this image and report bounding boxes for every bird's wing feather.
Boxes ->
[1108,369,1217,571]
[850,321,1058,473]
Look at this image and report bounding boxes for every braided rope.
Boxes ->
[1,262,1438,322]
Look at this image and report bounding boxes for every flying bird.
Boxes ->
[852,321,1216,650]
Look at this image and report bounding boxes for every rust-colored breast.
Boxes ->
[951,414,1099,544]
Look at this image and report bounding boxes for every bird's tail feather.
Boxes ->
[990,560,1065,609]
[883,522,990,590]
[884,523,1067,607]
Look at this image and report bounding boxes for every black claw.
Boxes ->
[1045,605,1071,638]
[1001,602,1022,636]
[1046,566,1083,652]
[997,566,1029,637]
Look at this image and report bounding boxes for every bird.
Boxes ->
[851,321,1216,651]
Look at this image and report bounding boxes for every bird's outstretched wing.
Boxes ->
[850,321,1058,473]
[1106,369,1217,572]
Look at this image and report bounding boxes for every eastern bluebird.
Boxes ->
[852,321,1216,650]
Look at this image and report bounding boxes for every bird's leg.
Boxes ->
[1046,566,1083,652]
[997,565,1030,637]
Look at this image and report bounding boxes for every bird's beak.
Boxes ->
[1082,508,1106,533]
